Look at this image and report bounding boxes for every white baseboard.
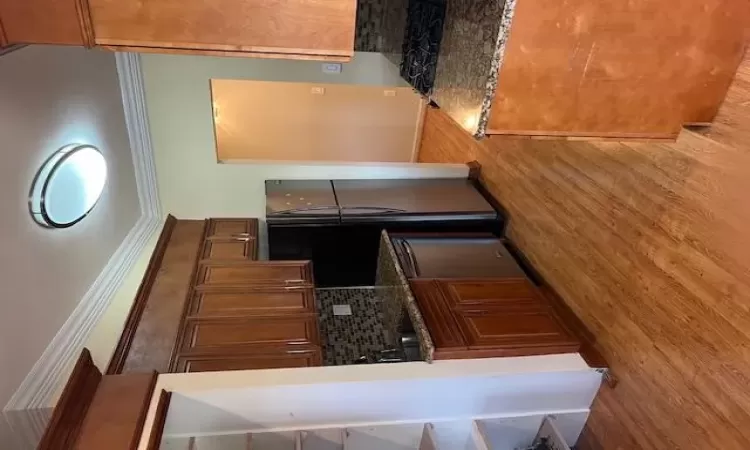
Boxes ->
[4,51,162,411]
[4,214,161,410]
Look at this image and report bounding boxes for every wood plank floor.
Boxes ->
[418,50,750,449]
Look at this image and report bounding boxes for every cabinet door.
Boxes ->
[438,278,539,310]
[188,288,315,318]
[175,349,322,372]
[0,0,92,46]
[201,218,258,260]
[206,219,258,239]
[182,316,320,353]
[440,280,580,356]
[86,0,355,59]
[410,280,468,358]
[196,261,313,288]
[202,239,257,261]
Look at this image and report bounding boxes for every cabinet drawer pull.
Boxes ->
[284,279,307,284]
[287,341,309,345]
[284,286,306,290]
[286,350,313,354]
[230,237,253,242]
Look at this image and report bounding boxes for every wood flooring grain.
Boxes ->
[418,49,750,449]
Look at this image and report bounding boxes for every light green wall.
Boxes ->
[140,52,467,220]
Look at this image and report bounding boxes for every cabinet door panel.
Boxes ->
[455,309,580,351]
[206,219,258,238]
[202,239,256,260]
[196,261,312,288]
[87,0,355,57]
[438,279,539,310]
[0,0,89,46]
[176,349,322,372]
[410,280,467,351]
[189,289,315,317]
[183,316,319,352]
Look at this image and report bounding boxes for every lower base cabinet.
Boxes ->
[175,349,323,373]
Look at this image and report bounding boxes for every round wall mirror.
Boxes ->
[29,144,107,228]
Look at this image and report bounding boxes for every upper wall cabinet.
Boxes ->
[87,0,356,60]
[0,0,356,61]
[0,0,91,46]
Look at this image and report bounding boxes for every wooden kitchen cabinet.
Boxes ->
[201,218,259,261]
[411,279,580,359]
[187,288,316,318]
[175,349,322,373]
[206,218,258,238]
[181,316,320,353]
[196,261,313,288]
[86,0,355,60]
[0,0,355,61]
[0,0,92,46]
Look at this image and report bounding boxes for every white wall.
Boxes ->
[84,225,161,370]
[0,46,141,407]
[140,52,467,219]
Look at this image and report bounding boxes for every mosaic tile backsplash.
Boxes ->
[316,288,391,366]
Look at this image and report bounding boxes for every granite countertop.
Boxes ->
[430,0,518,138]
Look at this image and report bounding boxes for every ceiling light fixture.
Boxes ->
[29,144,107,228]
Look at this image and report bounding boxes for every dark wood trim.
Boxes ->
[38,349,101,450]
[133,373,160,448]
[0,18,8,47]
[168,220,210,372]
[74,0,96,47]
[107,215,178,374]
[75,371,159,450]
[467,160,482,182]
[146,390,172,450]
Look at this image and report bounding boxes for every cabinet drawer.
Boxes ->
[188,288,315,317]
[196,261,313,288]
[206,219,258,238]
[182,316,320,352]
[175,349,322,373]
[201,238,257,261]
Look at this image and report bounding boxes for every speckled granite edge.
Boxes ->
[375,230,436,362]
[475,0,519,138]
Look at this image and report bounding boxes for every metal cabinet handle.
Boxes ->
[230,234,255,241]
[402,241,421,277]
